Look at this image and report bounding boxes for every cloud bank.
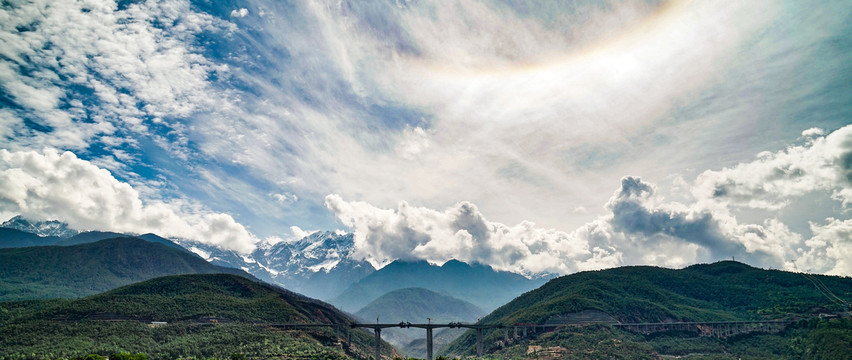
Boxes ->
[328,126,852,275]
[325,193,603,275]
[0,148,257,253]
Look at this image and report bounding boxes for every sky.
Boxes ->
[1,0,851,276]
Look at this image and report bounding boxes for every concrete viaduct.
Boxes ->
[267,319,794,360]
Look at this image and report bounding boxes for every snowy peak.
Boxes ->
[174,231,374,300]
[1,215,79,238]
[263,231,359,274]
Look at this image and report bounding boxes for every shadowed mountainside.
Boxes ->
[0,237,254,301]
[331,259,549,313]
[0,273,397,359]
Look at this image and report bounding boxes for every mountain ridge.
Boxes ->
[330,258,550,313]
[1,215,79,238]
[177,231,376,300]
[1,217,376,299]
[0,237,256,301]
[441,260,852,357]
[0,273,398,359]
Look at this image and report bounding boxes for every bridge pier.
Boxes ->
[374,328,381,360]
[476,328,483,357]
[426,327,433,360]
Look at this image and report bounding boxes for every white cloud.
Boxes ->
[0,148,258,253]
[325,168,847,275]
[193,0,794,237]
[231,8,249,18]
[693,125,852,209]
[603,176,801,268]
[325,193,613,275]
[801,127,826,138]
[289,225,316,241]
[0,0,232,154]
[796,218,852,275]
[271,192,298,204]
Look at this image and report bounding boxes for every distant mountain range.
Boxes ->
[331,259,550,313]
[0,227,61,248]
[0,273,395,359]
[0,216,184,252]
[176,231,376,300]
[0,217,375,300]
[0,216,543,308]
[1,215,79,238]
[0,237,255,301]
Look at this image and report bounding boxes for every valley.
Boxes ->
[1,218,851,359]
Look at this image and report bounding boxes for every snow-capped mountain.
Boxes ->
[261,231,376,299]
[1,215,79,238]
[176,231,375,300]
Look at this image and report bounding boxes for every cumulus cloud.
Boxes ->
[693,125,852,209]
[603,176,802,268]
[325,169,837,274]
[796,218,852,275]
[0,149,258,253]
[801,127,827,138]
[231,8,249,18]
[607,177,742,260]
[325,194,606,275]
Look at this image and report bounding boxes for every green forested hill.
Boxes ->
[0,237,254,301]
[0,273,396,360]
[442,261,852,358]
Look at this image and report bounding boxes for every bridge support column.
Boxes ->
[374,328,381,360]
[523,327,527,337]
[476,328,483,357]
[426,327,433,360]
[504,329,509,342]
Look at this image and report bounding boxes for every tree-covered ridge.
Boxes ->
[442,261,852,357]
[0,237,254,301]
[468,318,852,360]
[0,274,397,360]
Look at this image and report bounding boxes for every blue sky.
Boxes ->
[1,0,851,275]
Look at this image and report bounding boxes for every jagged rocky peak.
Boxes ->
[265,231,355,260]
[1,215,79,238]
